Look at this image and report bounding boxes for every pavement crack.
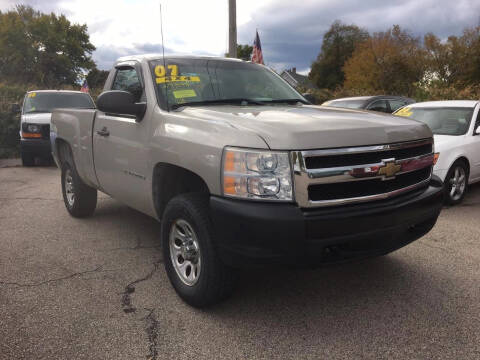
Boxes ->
[102,236,160,252]
[121,258,162,314]
[142,308,159,360]
[0,265,104,288]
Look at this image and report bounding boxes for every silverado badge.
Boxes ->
[378,161,402,178]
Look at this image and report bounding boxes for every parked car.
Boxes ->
[15,90,95,166]
[323,95,415,113]
[51,55,443,307]
[393,100,480,204]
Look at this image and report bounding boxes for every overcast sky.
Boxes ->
[1,0,479,74]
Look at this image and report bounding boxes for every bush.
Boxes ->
[0,83,26,158]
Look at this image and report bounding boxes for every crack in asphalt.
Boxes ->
[102,236,160,252]
[120,259,162,314]
[0,265,104,288]
[142,308,159,360]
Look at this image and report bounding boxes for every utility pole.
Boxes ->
[228,0,237,58]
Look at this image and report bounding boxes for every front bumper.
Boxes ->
[210,176,444,267]
[20,138,51,157]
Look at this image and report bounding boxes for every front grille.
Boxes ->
[305,143,432,169]
[308,167,431,201]
[40,124,50,139]
[291,139,434,208]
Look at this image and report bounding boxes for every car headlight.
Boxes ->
[24,124,41,133]
[222,147,293,201]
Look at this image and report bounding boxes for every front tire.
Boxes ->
[161,194,237,307]
[61,162,97,217]
[444,160,468,205]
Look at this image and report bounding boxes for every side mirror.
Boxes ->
[11,103,21,114]
[475,125,480,135]
[97,90,146,121]
[302,93,316,104]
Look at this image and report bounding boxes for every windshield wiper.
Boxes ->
[170,98,266,110]
[263,98,309,105]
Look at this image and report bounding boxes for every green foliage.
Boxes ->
[309,21,369,90]
[0,5,95,87]
[225,44,253,61]
[86,67,109,90]
[0,83,26,158]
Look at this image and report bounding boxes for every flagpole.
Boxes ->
[228,0,237,58]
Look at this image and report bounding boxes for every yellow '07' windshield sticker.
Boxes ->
[396,107,413,117]
[154,65,200,84]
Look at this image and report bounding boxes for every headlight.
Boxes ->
[222,147,293,201]
[25,124,41,133]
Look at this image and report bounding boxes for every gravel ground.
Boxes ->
[0,164,479,359]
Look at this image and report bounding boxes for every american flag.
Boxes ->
[251,30,264,65]
[80,79,89,93]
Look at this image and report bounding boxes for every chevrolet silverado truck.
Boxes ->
[51,55,444,307]
[16,90,95,166]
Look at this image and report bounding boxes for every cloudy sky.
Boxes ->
[1,0,479,74]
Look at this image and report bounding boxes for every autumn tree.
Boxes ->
[0,5,95,87]
[343,25,425,96]
[86,67,109,89]
[309,21,369,90]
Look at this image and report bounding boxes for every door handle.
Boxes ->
[97,127,110,137]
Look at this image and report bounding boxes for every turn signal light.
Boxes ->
[433,153,440,165]
[22,132,42,138]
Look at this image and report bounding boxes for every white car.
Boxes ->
[394,100,480,204]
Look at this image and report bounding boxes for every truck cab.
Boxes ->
[19,90,95,166]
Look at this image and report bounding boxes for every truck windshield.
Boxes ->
[149,58,306,109]
[326,100,366,109]
[23,92,95,114]
[394,107,474,136]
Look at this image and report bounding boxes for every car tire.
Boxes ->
[161,193,237,307]
[444,160,468,205]
[21,152,35,166]
[61,161,97,217]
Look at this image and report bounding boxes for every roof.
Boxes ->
[280,69,317,89]
[26,90,86,94]
[407,100,479,108]
[330,95,412,102]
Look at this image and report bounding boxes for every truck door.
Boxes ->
[92,64,152,215]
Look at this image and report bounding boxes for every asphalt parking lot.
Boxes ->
[0,163,479,360]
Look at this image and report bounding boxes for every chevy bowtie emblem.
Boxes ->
[378,161,401,178]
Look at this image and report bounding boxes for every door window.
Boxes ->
[367,100,389,113]
[388,99,408,112]
[111,67,144,102]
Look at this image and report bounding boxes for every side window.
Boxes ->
[111,67,144,103]
[367,100,389,113]
[389,99,407,112]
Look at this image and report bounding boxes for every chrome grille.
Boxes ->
[291,139,434,208]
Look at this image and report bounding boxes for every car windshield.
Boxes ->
[149,58,305,109]
[394,106,474,136]
[326,100,366,109]
[23,92,95,114]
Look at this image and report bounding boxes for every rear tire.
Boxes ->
[21,152,35,166]
[444,160,468,205]
[61,162,97,217]
[161,193,237,307]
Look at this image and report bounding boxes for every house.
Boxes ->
[280,68,317,90]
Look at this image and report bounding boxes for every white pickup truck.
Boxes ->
[51,55,444,307]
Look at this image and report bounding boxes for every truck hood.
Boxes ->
[22,112,52,124]
[179,105,433,150]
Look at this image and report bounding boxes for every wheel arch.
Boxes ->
[152,162,210,220]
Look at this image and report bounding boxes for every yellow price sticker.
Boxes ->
[395,107,413,117]
[28,92,36,98]
[173,89,197,99]
[154,64,200,84]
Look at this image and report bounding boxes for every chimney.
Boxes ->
[292,67,296,74]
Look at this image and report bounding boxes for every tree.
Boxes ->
[86,67,109,89]
[343,25,426,96]
[309,21,369,90]
[0,5,95,87]
[225,44,253,61]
